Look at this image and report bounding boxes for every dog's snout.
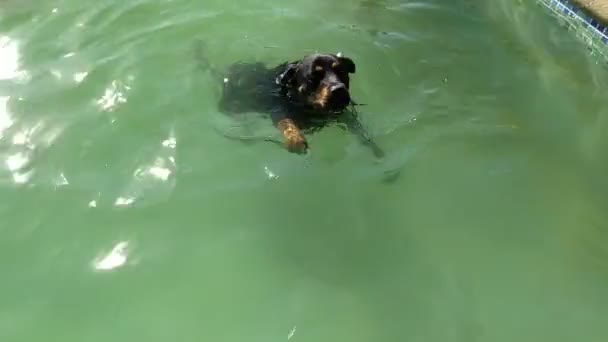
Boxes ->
[330,84,346,93]
[328,84,350,109]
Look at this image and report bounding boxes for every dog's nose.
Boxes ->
[329,84,350,109]
[330,84,346,93]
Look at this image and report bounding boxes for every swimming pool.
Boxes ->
[0,0,607,341]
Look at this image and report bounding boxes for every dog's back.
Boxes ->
[218,62,286,115]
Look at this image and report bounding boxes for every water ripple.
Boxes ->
[111,128,177,208]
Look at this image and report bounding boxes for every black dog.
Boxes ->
[195,42,384,157]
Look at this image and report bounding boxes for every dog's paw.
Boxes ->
[278,118,308,154]
[285,132,308,154]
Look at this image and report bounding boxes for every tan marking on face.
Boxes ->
[314,65,323,72]
[311,85,331,109]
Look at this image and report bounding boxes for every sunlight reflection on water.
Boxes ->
[0,36,32,185]
[96,79,131,112]
[0,35,80,187]
[93,241,130,271]
[0,96,14,140]
[0,36,27,81]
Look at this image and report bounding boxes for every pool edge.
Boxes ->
[538,0,608,60]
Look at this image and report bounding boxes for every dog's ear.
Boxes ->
[276,63,298,87]
[338,56,356,74]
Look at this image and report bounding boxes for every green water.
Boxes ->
[1,0,608,340]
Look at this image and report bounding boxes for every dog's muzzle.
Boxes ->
[328,84,350,111]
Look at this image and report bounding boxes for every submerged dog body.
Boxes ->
[198,45,383,156]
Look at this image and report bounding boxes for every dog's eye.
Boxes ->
[310,65,324,82]
[330,62,347,76]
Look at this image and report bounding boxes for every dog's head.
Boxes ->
[277,53,356,112]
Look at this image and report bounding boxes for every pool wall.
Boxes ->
[538,0,608,60]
